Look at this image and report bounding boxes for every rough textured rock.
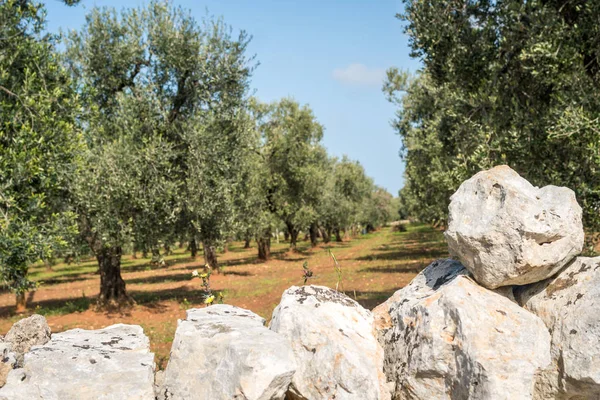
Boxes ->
[445,165,584,289]
[270,285,390,400]
[4,314,50,366]
[516,256,600,399]
[0,324,155,399]
[161,304,296,400]
[375,259,551,400]
[0,343,16,387]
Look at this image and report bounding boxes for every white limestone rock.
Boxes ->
[0,324,155,400]
[270,285,391,400]
[374,259,551,400]
[4,314,51,366]
[445,165,584,288]
[517,256,600,399]
[161,304,296,400]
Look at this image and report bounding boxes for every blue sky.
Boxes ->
[44,0,421,195]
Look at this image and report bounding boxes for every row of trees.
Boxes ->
[1,0,395,310]
[387,0,600,249]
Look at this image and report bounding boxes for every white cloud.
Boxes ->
[332,63,386,87]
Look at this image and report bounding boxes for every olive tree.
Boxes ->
[261,98,328,250]
[65,1,253,305]
[0,0,81,310]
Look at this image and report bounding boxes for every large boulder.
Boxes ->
[516,256,600,399]
[374,259,551,400]
[445,165,584,289]
[4,314,51,366]
[270,285,390,400]
[0,324,155,399]
[160,304,296,400]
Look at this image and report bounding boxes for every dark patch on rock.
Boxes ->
[101,337,122,346]
[291,286,357,307]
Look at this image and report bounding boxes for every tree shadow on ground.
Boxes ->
[222,271,252,277]
[351,288,404,310]
[35,275,94,286]
[355,246,447,262]
[123,257,198,272]
[359,263,427,274]
[0,285,229,319]
[0,296,95,319]
[130,286,227,307]
[125,272,197,285]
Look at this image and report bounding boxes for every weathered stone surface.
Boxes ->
[161,304,296,400]
[375,259,551,400]
[0,323,155,399]
[516,256,600,399]
[4,314,50,366]
[0,343,16,387]
[445,165,584,289]
[270,285,390,400]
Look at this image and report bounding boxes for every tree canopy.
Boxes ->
[0,0,81,310]
[387,0,600,249]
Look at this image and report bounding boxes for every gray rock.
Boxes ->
[4,314,50,366]
[161,304,296,400]
[374,259,551,400]
[516,256,600,399]
[270,285,391,400]
[0,323,155,399]
[445,165,584,288]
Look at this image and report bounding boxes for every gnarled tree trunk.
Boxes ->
[203,241,219,272]
[257,235,271,261]
[15,292,26,313]
[96,246,131,309]
[309,223,318,247]
[244,237,251,249]
[286,222,299,251]
[81,216,131,309]
[335,228,343,242]
[190,238,198,258]
[322,227,331,244]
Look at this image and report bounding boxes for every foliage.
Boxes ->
[64,0,254,303]
[320,156,373,238]
[0,0,80,297]
[260,98,329,248]
[387,1,600,245]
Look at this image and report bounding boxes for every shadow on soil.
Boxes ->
[0,285,226,319]
[352,288,405,310]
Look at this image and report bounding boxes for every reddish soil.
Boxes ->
[0,225,447,368]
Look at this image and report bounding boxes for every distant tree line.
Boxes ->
[0,0,396,310]
[386,0,600,250]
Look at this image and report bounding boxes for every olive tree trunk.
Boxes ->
[15,292,26,313]
[257,236,271,261]
[309,223,318,247]
[335,228,343,242]
[322,227,331,244]
[96,246,131,308]
[190,238,198,258]
[203,241,219,272]
[286,222,299,251]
